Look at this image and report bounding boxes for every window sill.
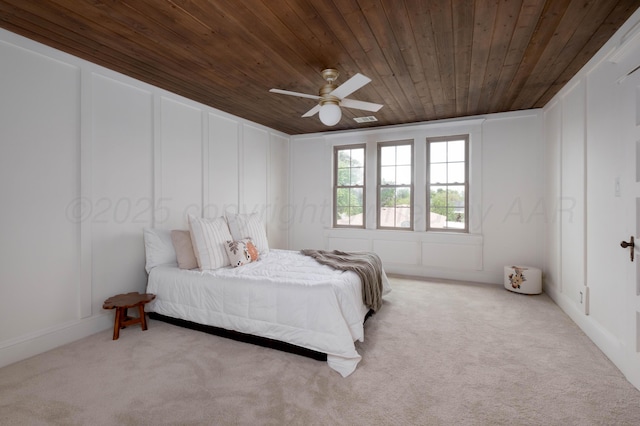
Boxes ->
[325,227,482,245]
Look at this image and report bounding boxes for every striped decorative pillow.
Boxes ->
[226,213,269,255]
[188,215,233,269]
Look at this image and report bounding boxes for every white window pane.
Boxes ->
[448,162,465,183]
[336,206,349,221]
[338,150,351,167]
[395,207,411,227]
[448,186,465,207]
[380,166,396,184]
[430,164,446,183]
[351,148,364,166]
[395,187,411,206]
[350,188,363,207]
[350,211,363,226]
[396,165,412,184]
[429,186,447,207]
[380,187,396,208]
[448,140,465,162]
[379,206,396,227]
[396,145,412,165]
[337,167,350,185]
[337,188,349,207]
[351,167,364,185]
[380,146,396,166]
[430,211,446,228]
[430,142,447,163]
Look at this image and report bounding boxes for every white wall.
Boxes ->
[543,7,640,390]
[289,111,545,284]
[0,40,81,340]
[0,29,289,368]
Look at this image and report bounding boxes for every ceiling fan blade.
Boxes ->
[302,104,321,117]
[340,98,383,112]
[329,73,371,99]
[269,88,320,100]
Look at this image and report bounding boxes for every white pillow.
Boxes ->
[226,213,269,255]
[143,228,177,273]
[188,215,233,269]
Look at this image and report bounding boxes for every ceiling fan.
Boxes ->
[269,69,383,126]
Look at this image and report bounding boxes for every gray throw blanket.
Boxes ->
[300,249,384,312]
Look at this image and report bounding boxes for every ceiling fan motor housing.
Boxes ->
[321,68,339,82]
[319,87,339,106]
[319,69,340,106]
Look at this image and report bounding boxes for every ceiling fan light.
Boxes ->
[319,103,342,126]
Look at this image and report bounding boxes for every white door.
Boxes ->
[585,47,640,391]
[618,64,640,388]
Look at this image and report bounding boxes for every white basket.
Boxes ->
[504,265,542,295]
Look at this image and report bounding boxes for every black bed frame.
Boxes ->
[148,310,374,362]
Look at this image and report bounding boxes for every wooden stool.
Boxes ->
[103,292,156,340]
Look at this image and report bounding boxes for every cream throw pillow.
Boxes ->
[188,215,233,269]
[170,230,198,270]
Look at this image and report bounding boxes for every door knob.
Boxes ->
[620,236,635,262]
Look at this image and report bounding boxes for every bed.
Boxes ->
[143,216,390,377]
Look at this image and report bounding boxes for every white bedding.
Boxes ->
[146,249,390,377]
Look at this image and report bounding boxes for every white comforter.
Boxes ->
[146,249,390,377]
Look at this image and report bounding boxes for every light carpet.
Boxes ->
[1,277,640,425]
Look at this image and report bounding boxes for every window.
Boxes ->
[377,141,413,229]
[334,145,365,228]
[427,135,469,232]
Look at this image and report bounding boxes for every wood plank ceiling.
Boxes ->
[1,0,638,135]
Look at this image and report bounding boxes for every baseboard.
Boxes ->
[543,283,636,388]
[0,314,113,369]
[387,272,501,287]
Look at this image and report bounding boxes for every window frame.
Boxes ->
[426,134,469,233]
[333,144,366,228]
[377,140,414,230]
